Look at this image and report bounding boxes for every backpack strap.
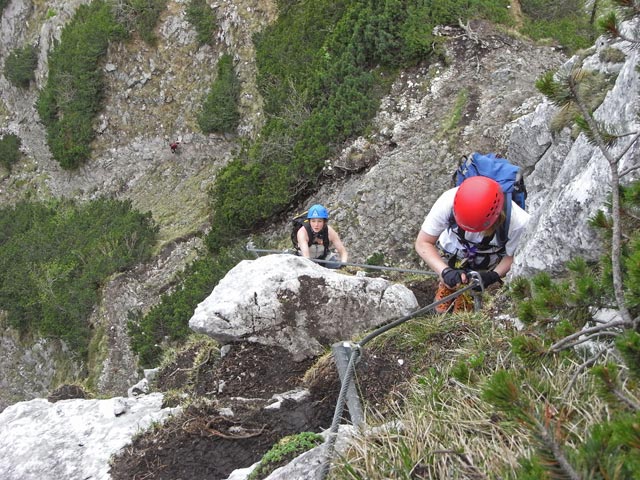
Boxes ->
[495,192,512,247]
[447,197,510,269]
[303,223,330,259]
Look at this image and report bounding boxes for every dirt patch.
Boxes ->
[47,384,87,403]
[110,338,413,480]
[109,278,436,479]
[406,277,439,307]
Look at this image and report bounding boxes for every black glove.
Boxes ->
[473,270,501,291]
[441,267,466,288]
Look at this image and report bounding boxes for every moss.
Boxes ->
[438,88,469,139]
[85,324,108,392]
[599,47,626,64]
[248,432,324,480]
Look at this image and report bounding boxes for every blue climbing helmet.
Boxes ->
[307,204,329,220]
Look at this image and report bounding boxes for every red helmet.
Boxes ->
[453,176,504,232]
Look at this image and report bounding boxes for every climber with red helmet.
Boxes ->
[415,176,530,313]
[297,204,348,269]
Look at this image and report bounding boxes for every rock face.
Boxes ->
[306,21,568,269]
[189,255,419,360]
[0,0,276,406]
[0,393,178,480]
[508,41,640,277]
[0,332,84,413]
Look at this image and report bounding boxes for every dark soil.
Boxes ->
[47,384,87,403]
[109,328,422,480]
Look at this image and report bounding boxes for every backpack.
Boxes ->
[290,211,330,259]
[452,152,527,247]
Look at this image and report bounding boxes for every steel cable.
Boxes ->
[317,275,483,479]
[246,247,437,276]
[246,246,485,478]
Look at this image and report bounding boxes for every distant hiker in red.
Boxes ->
[170,141,180,153]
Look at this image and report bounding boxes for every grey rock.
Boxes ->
[189,255,419,360]
[0,393,178,480]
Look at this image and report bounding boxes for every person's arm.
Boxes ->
[328,226,348,263]
[415,230,449,276]
[296,226,311,258]
[415,230,467,285]
[492,255,513,277]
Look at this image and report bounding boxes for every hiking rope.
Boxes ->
[245,247,438,276]
[317,274,483,479]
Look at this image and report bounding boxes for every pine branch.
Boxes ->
[555,331,622,351]
[531,413,581,480]
[593,363,640,410]
[484,373,581,478]
[599,10,640,43]
[575,117,621,147]
[613,0,640,21]
[550,319,631,352]
[566,69,633,325]
[617,131,640,177]
[536,70,574,107]
[612,386,640,410]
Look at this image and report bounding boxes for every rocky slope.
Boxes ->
[0,0,277,406]
[0,0,638,454]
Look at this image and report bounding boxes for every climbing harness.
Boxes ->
[318,273,484,479]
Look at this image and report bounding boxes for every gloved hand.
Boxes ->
[441,267,466,288]
[473,270,501,291]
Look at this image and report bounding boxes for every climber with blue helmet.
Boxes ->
[296,204,348,268]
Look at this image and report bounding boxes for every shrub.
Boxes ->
[197,54,240,134]
[36,1,126,169]
[112,0,168,45]
[186,0,218,46]
[0,198,157,356]
[0,134,22,172]
[4,45,38,88]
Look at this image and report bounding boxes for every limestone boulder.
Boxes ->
[0,393,177,480]
[189,255,419,360]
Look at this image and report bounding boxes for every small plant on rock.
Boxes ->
[186,0,218,46]
[248,432,324,480]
